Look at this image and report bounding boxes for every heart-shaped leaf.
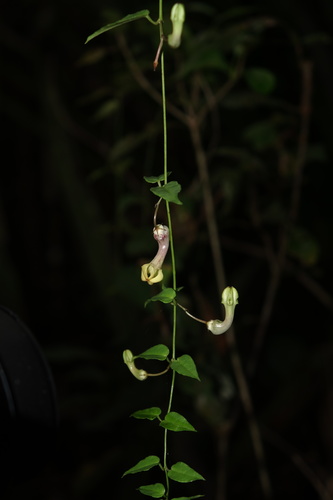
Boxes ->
[170,355,200,380]
[122,455,160,477]
[160,412,196,432]
[131,407,162,420]
[137,344,169,361]
[137,483,165,498]
[145,288,176,307]
[167,462,205,483]
[150,181,182,205]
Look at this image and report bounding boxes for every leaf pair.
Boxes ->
[123,455,205,483]
[132,408,196,432]
[144,173,182,204]
[136,345,200,380]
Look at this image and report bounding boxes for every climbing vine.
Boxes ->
[86,3,238,499]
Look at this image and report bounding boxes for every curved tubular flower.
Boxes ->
[141,225,169,285]
[123,350,148,381]
[168,3,185,49]
[207,286,239,335]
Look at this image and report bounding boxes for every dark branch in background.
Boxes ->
[187,98,273,500]
[263,427,333,500]
[248,44,313,377]
[115,31,188,125]
[219,234,333,312]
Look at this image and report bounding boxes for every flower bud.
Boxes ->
[168,3,185,49]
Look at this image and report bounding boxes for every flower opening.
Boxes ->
[168,3,186,49]
[141,225,169,285]
[123,349,148,381]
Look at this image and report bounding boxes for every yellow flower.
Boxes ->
[141,263,164,285]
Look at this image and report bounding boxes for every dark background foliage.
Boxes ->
[1,0,333,499]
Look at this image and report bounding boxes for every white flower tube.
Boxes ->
[207,287,239,335]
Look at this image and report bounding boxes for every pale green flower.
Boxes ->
[123,350,148,381]
[168,4,185,49]
[207,287,239,335]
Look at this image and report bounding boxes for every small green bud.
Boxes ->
[168,3,185,49]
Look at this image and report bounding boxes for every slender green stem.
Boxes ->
[161,58,167,182]
[160,43,177,297]
[159,4,178,499]
[159,17,177,358]
[146,14,161,25]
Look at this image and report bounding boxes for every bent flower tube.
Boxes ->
[123,350,148,381]
[207,286,239,335]
[141,225,169,285]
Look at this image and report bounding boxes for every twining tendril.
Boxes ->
[141,225,169,285]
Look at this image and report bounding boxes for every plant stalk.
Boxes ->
[159,4,178,498]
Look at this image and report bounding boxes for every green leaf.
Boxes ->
[137,483,165,498]
[145,288,176,307]
[122,456,160,477]
[171,355,200,380]
[243,120,277,151]
[245,68,276,95]
[160,412,196,432]
[85,10,150,43]
[92,99,119,121]
[137,344,169,361]
[131,407,162,420]
[168,462,205,483]
[171,496,204,500]
[150,181,182,205]
[144,172,171,184]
